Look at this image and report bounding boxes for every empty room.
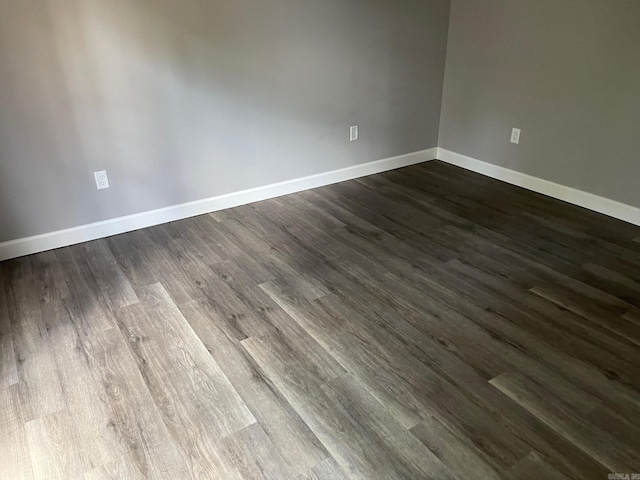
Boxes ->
[1,0,639,478]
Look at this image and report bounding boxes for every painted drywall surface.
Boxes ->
[439,0,640,209]
[0,0,450,242]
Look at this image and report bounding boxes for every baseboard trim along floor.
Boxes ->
[2,146,639,262]
[0,148,437,261]
[437,148,640,228]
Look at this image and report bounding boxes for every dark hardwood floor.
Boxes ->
[1,160,640,479]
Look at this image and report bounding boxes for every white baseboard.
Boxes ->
[437,148,640,227]
[4,146,636,262]
[0,148,437,262]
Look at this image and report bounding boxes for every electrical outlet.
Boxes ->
[510,128,521,144]
[94,170,110,190]
[350,125,359,142]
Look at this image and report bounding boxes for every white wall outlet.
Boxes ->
[94,170,110,190]
[510,128,521,144]
[350,125,359,142]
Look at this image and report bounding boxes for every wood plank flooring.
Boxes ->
[2,160,640,479]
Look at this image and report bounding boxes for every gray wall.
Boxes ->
[440,0,640,208]
[0,0,450,242]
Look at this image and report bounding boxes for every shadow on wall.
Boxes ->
[0,0,444,242]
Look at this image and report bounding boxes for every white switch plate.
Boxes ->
[94,170,110,190]
[510,128,521,144]
[350,125,359,142]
